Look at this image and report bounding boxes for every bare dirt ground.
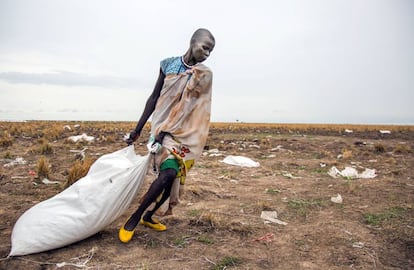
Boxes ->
[0,121,413,270]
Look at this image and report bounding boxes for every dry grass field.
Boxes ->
[0,121,413,269]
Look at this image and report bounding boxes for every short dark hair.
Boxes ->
[190,28,215,45]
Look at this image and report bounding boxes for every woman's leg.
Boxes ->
[142,177,174,222]
[123,168,176,230]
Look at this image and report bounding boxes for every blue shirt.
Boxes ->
[160,56,190,75]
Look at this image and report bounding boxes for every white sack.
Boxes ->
[9,146,150,256]
[221,155,260,167]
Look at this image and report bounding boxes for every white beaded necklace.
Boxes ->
[181,56,196,69]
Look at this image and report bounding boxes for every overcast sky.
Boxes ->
[0,0,413,124]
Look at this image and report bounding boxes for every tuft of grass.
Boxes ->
[342,149,353,159]
[265,188,281,194]
[171,236,190,248]
[36,156,50,179]
[39,143,53,155]
[288,198,325,218]
[197,235,215,245]
[65,159,93,188]
[3,151,12,159]
[373,143,385,153]
[363,207,407,226]
[393,144,411,154]
[0,133,13,147]
[212,256,242,270]
[187,209,201,217]
[256,200,274,211]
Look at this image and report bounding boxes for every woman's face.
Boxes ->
[191,35,215,63]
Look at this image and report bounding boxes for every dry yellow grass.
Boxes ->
[36,156,50,179]
[65,158,94,188]
[1,120,413,136]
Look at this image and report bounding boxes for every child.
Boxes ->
[119,28,215,243]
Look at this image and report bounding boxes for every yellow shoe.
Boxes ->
[119,224,135,243]
[140,218,167,231]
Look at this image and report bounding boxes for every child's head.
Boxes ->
[187,28,215,64]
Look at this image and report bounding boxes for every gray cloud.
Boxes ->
[0,70,140,89]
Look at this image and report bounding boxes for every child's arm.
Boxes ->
[127,70,165,145]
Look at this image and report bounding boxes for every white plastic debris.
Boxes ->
[282,173,301,179]
[358,168,377,178]
[41,178,61,185]
[70,147,88,160]
[328,166,376,179]
[68,133,95,143]
[379,130,391,134]
[330,194,343,204]
[3,157,27,167]
[63,125,72,131]
[208,148,224,157]
[221,155,260,167]
[340,167,359,178]
[260,211,287,225]
[345,129,353,133]
[249,144,260,149]
[352,242,364,248]
[270,145,284,152]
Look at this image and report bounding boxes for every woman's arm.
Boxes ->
[127,69,165,144]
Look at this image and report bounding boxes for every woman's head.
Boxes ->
[185,28,215,65]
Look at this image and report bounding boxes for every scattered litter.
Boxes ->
[344,230,353,236]
[221,155,259,167]
[352,242,364,248]
[260,211,288,225]
[379,130,391,134]
[203,148,225,157]
[229,179,238,184]
[56,247,97,268]
[270,145,284,152]
[282,173,302,179]
[4,157,27,167]
[63,125,72,131]
[73,124,81,129]
[28,170,37,177]
[70,147,88,160]
[320,163,327,167]
[253,233,275,243]
[209,151,224,157]
[358,168,376,178]
[11,176,29,179]
[345,129,353,133]
[330,194,343,204]
[249,144,260,149]
[328,166,376,179]
[266,154,276,158]
[42,178,61,185]
[67,133,95,143]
